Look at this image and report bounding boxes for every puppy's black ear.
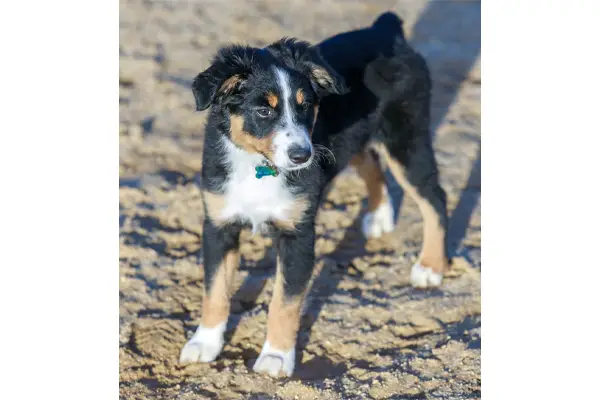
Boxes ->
[302,47,348,97]
[269,38,348,98]
[192,45,257,111]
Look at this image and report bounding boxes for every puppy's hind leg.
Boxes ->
[366,47,450,287]
[370,139,450,288]
[349,150,395,239]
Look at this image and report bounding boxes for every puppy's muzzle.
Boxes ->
[287,145,312,165]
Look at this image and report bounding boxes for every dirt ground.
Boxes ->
[119,0,481,398]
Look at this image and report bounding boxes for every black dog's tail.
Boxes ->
[364,13,430,100]
[371,11,405,42]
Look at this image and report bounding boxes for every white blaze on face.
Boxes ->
[272,67,313,169]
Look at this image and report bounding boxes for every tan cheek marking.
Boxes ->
[266,92,278,108]
[350,150,386,212]
[229,115,275,160]
[203,190,227,226]
[272,197,309,231]
[253,135,275,159]
[266,257,308,351]
[201,249,240,328]
[296,89,304,105]
[368,141,448,274]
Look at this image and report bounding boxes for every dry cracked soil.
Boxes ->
[119,0,481,399]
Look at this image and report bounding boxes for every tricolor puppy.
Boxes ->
[180,12,450,377]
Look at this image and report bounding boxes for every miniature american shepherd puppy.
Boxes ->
[179,12,450,377]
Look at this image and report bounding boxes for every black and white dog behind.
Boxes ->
[179,12,450,378]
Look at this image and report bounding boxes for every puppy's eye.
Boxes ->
[256,108,273,118]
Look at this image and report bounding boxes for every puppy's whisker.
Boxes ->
[314,144,336,165]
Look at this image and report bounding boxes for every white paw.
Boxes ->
[410,262,444,288]
[253,341,295,378]
[362,196,394,239]
[179,322,226,364]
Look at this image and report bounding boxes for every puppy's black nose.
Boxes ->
[288,146,312,164]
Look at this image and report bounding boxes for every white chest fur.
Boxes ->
[218,140,298,232]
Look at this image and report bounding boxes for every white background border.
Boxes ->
[1,0,599,399]
[1,1,118,399]
[483,1,600,399]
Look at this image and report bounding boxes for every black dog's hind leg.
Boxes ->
[373,98,450,288]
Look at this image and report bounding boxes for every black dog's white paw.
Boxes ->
[253,341,295,377]
[410,262,443,288]
[179,323,226,363]
[362,197,394,238]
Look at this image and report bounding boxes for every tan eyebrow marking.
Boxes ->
[295,88,304,105]
[266,92,278,108]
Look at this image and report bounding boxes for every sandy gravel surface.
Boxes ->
[119,1,481,398]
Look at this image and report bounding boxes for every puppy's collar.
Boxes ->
[255,160,278,179]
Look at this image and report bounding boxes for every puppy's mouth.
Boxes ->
[281,154,315,171]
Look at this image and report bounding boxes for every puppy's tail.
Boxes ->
[364,39,430,100]
[371,11,405,41]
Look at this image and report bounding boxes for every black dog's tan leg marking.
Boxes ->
[201,248,240,328]
[350,150,395,238]
[267,258,306,350]
[254,224,316,377]
[180,221,241,364]
[253,258,306,377]
[369,142,449,287]
[350,151,386,212]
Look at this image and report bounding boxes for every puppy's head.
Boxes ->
[192,39,347,171]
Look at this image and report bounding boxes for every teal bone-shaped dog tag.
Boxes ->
[255,165,278,179]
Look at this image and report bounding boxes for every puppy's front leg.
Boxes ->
[253,224,316,378]
[180,220,241,364]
